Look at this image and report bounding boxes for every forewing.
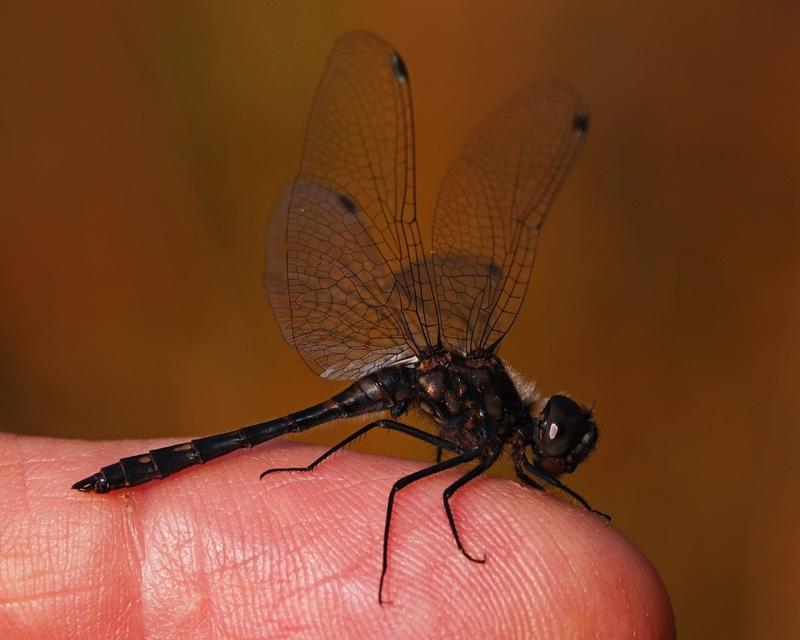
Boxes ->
[265,32,437,379]
[432,81,588,354]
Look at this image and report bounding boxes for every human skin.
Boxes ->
[0,432,674,639]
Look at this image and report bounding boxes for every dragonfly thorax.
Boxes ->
[414,353,526,452]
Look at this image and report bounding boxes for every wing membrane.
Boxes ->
[432,81,588,354]
[265,32,437,379]
[266,182,418,379]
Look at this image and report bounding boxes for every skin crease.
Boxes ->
[0,432,675,639]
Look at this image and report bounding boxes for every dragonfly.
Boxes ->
[73,31,607,604]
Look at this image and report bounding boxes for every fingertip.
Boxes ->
[487,486,676,639]
[6,435,674,638]
[577,515,675,639]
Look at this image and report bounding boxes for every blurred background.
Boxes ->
[1,1,798,637]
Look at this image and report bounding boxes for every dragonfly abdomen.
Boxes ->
[72,365,417,493]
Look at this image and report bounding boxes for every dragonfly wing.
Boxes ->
[265,31,438,379]
[432,81,589,354]
[266,181,419,379]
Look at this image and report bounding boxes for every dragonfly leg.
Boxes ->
[378,449,481,604]
[260,419,460,479]
[513,463,545,492]
[442,459,494,563]
[520,457,611,524]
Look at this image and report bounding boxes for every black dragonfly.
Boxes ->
[73,31,606,604]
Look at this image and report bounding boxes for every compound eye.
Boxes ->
[540,395,589,458]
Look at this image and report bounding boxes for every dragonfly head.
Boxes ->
[529,395,597,476]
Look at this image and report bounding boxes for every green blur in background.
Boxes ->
[1,2,798,638]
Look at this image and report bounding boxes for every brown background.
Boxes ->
[1,2,798,638]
